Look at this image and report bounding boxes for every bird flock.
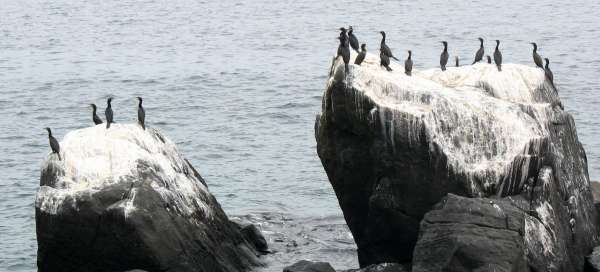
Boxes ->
[336,26,555,85]
[45,97,146,161]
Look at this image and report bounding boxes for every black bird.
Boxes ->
[440,41,449,71]
[455,56,459,67]
[90,104,103,125]
[473,37,484,64]
[105,97,114,129]
[531,42,544,68]
[45,128,61,161]
[493,40,502,71]
[337,36,351,74]
[380,50,392,71]
[355,44,366,65]
[487,55,492,64]
[137,97,145,130]
[348,26,360,53]
[337,27,348,57]
[379,31,399,61]
[405,50,413,76]
[544,58,554,85]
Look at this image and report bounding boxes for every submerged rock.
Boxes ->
[36,124,262,272]
[316,53,599,270]
[283,260,336,272]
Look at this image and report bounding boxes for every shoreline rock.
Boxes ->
[316,53,599,270]
[36,124,264,272]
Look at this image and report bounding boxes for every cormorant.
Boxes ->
[531,42,543,69]
[337,27,349,57]
[337,36,351,74]
[137,97,145,130]
[493,40,502,71]
[45,127,61,161]
[355,44,366,65]
[440,41,449,71]
[90,104,103,125]
[544,58,554,85]
[379,31,399,61]
[380,50,392,71]
[473,37,484,64]
[105,97,114,129]
[405,50,413,76]
[348,26,360,53]
[487,55,492,64]
[455,56,459,67]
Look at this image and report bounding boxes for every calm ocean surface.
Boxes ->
[1,0,600,270]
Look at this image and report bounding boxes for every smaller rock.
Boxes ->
[240,224,269,253]
[586,246,600,271]
[343,263,409,272]
[283,260,335,272]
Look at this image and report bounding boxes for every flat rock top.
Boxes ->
[37,123,211,217]
[330,53,561,194]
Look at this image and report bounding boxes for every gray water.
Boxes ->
[1,0,600,271]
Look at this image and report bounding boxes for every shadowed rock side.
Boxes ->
[36,124,262,272]
[315,53,599,271]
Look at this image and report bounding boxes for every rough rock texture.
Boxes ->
[283,260,336,272]
[586,246,600,272]
[36,124,262,272]
[343,263,409,272]
[315,53,599,270]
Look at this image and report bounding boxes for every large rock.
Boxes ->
[36,124,262,272]
[315,53,599,270]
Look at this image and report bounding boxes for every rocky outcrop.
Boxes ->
[283,260,336,272]
[36,124,262,272]
[316,53,599,270]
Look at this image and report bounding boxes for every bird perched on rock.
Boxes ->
[544,58,554,86]
[337,36,351,74]
[455,56,459,67]
[355,44,366,65]
[105,97,114,129]
[348,26,360,53]
[90,104,102,125]
[45,127,61,161]
[379,31,399,61]
[486,55,492,64]
[380,50,392,71]
[137,97,145,130]
[337,27,349,56]
[440,41,449,71]
[531,42,543,69]
[405,50,413,76]
[494,40,502,71]
[473,37,484,64]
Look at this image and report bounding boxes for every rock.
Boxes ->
[412,194,528,271]
[36,124,262,272]
[343,263,409,272]
[315,53,599,270]
[240,223,269,253]
[586,246,600,271]
[283,260,335,272]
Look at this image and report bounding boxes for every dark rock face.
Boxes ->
[283,260,336,272]
[239,223,269,253]
[36,124,262,272]
[316,56,599,270]
[412,194,528,271]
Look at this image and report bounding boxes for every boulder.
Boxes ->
[283,260,336,272]
[36,124,262,272]
[315,53,599,270]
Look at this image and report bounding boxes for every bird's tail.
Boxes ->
[472,60,477,65]
[107,122,111,129]
[391,56,399,61]
[141,122,145,130]
[441,66,446,71]
[354,49,360,54]
[497,65,502,72]
[406,71,411,76]
[386,66,393,72]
